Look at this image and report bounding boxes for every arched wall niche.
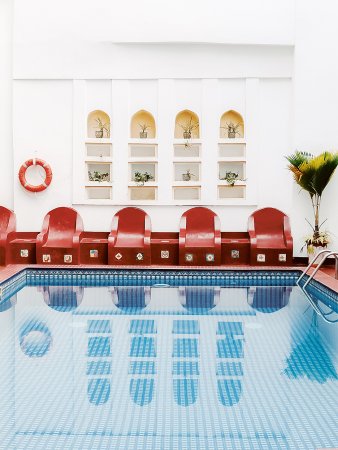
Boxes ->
[130,110,156,138]
[220,110,244,138]
[174,110,200,139]
[87,110,111,138]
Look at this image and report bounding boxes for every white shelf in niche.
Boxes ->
[129,186,157,201]
[85,138,112,144]
[86,186,112,200]
[128,138,157,145]
[173,139,202,145]
[128,182,158,187]
[174,143,201,158]
[172,181,201,187]
[85,182,113,187]
[218,138,246,144]
[173,162,200,182]
[218,156,246,162]
[129,143,157,158]
[129,162,157,183]
[218,161,246,180]
[218,185,246,199]
[173,186,201,201]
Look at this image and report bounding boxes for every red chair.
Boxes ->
[36,207,84,265]
[108,207,151,265]
[248,207,293,265]
[0,206,16,266]
[179,207,221,265]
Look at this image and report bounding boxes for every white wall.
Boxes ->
[2,0,338,257]
[293,0,338,253]
[0,0,14,209]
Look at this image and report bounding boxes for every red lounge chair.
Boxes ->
[108,207,151,265]
[36,207,84,265]
[248,207,293,265]
[179,207,221,265]
[0,206,16,266]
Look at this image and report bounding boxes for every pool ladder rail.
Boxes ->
[297,249,338,288]
[297,249,338,324]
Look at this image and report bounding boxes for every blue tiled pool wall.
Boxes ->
[0,268,337,306]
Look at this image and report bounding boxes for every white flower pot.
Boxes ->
[308,246,327,265]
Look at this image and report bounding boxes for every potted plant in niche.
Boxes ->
[138,123,151,139]
[220,171,245,186]
[178,116,199,139]
[182,169,195,182]
[94,117,110,138]
[88,170,109,182]
[133,171,154,186]
[285,151,338,261]
[220,121,242,139]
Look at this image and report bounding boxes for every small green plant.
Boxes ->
[182,169,196,181]
[94,117,110,137]
[220,121,242,138]
[88,170,109,182]
[133,171,154,185]
[178,117,199,139]
[138,123,151,138]
[220,171,245,186]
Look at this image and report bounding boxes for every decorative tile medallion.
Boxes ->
[20,249,29,258]
[90,249,99,258]
[64,255,73,263]
[136,253,144,261]
[115,253,123,260]
[279,253,287,262]
[42,254,51,263]
[257,254,266,263]
[185,253,193,262]
[161,250,169,259]
[206,253,215,262]
[231,250,240,259]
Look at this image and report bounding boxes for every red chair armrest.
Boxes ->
[247,215,257,249]
[214,216,221,247]
[283,216,293,248]
[108,215,119,246]
[144,214,151,246]
[179,216,187,247]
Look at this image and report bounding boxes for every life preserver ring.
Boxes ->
[18,159,53,193]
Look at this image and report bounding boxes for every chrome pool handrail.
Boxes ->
[296,249,338,286]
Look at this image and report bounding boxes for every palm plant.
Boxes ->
[285,151,338,251]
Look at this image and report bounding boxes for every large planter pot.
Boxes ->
[308,246,327,265]
[95,130,103,138]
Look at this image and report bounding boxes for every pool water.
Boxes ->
[0,271,337,450]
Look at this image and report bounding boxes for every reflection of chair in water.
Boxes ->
[172,319,200,406]
[216,321,244,407]
[41,285,84,311]
[248,286,291,313]
[128,319,157,406]
[179,286,220,312]
[111,286,151,311]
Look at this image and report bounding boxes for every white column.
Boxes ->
[0,0,14,207]
[245,78,260,205]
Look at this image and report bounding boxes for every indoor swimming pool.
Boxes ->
[0,270,337,450]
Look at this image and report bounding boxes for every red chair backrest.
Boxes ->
[45,207,82,247]
[251,207,286,236]
[0,206,15,234]
[114,207,150,247]
[182,207,218,246]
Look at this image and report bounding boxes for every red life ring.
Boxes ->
[18,159,53,193]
